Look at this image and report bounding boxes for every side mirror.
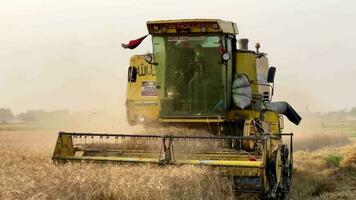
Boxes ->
[128,67,137,82]
[267,67,276,83]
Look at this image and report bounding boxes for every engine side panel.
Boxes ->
[126,55,159,125]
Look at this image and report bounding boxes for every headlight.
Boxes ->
[222,52,231,62]
[138,116,145,122]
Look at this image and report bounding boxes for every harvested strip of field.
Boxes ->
[293,132,351,151]
[0,148,234,200]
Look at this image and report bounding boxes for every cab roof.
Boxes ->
[147,19,238,34]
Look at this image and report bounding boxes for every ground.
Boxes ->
[0,121,355,200]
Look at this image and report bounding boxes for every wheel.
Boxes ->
[280,145,291,193]
[258,192,286,200]
[266,145,290,200]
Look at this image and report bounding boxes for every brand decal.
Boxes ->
[138,63,156,77]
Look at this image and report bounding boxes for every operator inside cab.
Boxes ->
[161,37,223,116]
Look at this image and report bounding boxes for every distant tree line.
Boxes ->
[0,108,71,123]
[0,108,14,123]
[305,107,356,120]
[16,109,71,122]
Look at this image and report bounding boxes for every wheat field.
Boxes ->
[0,149,235,200]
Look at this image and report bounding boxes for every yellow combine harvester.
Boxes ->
[53,19,301,199]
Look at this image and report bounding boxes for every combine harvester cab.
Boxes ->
[53,19,301,200]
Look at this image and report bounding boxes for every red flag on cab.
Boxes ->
[121,34,148,49]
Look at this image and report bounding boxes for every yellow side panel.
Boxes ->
[126,55,159,124]
[262,111,280,133]
[226,109,261,121]
[235,51,258,94]
[126,55,157,99]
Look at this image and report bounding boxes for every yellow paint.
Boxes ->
[159,118,224,123]
[56,156,159,163]
[235,51,259,94]
[226,109,260,121]
[176,159,263,167]
[53,134,75,157]
[56,155,262,168]
[126,55,159,124]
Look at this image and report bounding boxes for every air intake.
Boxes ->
[238,38,249,50]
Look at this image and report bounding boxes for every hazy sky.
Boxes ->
[1,0,356,114]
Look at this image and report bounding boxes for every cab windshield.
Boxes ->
[153,35,226,117]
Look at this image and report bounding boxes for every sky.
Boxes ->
[1,0,356,114]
